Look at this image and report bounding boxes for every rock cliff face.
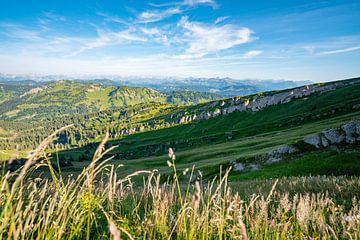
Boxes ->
[232,117,360,173]
[303,118,360,148]
[175,82,341,124]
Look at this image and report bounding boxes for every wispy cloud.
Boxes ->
[149,0,217,8]
[318,45,360,56]
[42,12,66,22]
[67,28,147,57]
[37,12,67,30]
[175,16,255,58]
[182,0,217,8]
[243,50,263,58]
[139,0,217,23]
[214,16,229,24]
[137,7,182,23]
[96,12,129,25]
[140,27,161,35]
[0,23,43,41]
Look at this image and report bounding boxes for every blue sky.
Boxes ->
[0,0,359,81]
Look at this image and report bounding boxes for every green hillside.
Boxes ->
[0,80,220,121]
[1,77,360,180]
[0,83,34,104]
[52,77,360,179]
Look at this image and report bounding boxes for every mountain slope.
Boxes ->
[52,77,360,178]
[0,80,220,121]
[1,77,360,180]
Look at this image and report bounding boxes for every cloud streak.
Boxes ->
[137,7,182,23]
[318,45,360,56]
[0,24,43,41]
[139,0,217,23]
[214,16,229,24]
[243,50,263,58]
[67,28,147,57]
[149,0,217,8]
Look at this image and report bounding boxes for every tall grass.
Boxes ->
[0,128,360,239]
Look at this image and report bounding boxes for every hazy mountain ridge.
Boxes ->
[0,73,312,97]
[135,78,313,97]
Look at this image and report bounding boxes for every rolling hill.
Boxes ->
[1,77,359,180]
[0,80,221,121]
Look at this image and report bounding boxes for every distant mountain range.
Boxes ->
[129,78,313,97]
[0,73,312,97]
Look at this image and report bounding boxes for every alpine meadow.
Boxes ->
[0,0,360,239]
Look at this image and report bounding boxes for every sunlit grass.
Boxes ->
[1,127,360,239]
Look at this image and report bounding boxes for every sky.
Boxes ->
[0,0,359,82]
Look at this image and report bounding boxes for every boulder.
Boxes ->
[249,164,260,171]
[353,118,360,135]
[341,120,357,143]
[321,136,330,147]
[276,145,297,154]
[322,129,345,144]
[353,104,360,110]
[231,161,245,171]
[261,145,298,164]
[303,134,321,148]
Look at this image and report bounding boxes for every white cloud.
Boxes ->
[182,0,216,7]
[140,27,161,35]
[176,16,255,58]
[97,12,128,25]
[68,28,147,57]
[214,16,229,24]
[149,0,216,8]
[137,7,182,23]
[243,50,263,58]
[0,24,43,41]
[37,12,67,30]
[42,12,66,22]
[141,0,217,23]
[318,45,360,56]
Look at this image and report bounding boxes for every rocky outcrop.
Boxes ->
[232,117,360,173]
[322,129,345,144]
[232,144,298,172]
[303,134,322,148]
[303,117,360,148]
[230,161,260,172]
[353,104,360,110]
[175,82,343,125]
[264,145,298,164]
[20,87,43,97]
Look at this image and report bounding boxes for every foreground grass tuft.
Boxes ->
[0,128,359,239]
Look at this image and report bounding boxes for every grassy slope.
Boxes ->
[0,84,34,104]
[58,79,360,179]
[230,148,360,180]
[0,81,220,120]
[110,80,360,151]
